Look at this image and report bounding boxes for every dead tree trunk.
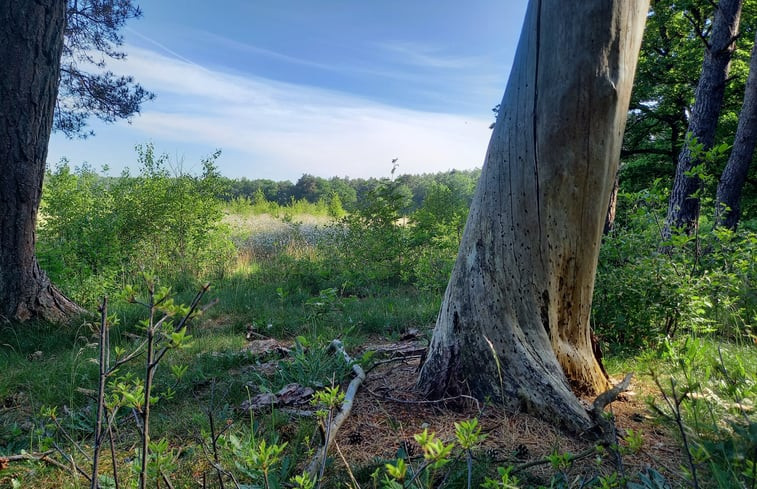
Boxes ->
[0,0,82,322]
[664,0,743,238]
[416,0,649,434]
[715,30,757,230]
[604,171,620,235]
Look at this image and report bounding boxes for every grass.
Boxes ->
[0,320,100,412]
[1,209,755,488]
[2,325,753,488]
[604,335,757,489]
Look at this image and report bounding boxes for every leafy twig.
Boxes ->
[651,371,700,489]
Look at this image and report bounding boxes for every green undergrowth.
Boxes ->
[2,155,755,487]
[593,182,756,355]
[605,336,757,489]
[3,294,754,488]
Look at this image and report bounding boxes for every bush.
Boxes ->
[593,184,757,352]
[327,178,413,287]
[37,144,235,306]
[406,182,468,291]
[37,161,124,302]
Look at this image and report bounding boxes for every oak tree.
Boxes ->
[664,0,743,237]
[716,29,757,229]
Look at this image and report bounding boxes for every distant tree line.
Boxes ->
[222,168,482,215]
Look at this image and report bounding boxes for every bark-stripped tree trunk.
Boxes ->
[664,0,743,238]
[715,30,757,230]
[0,0,81,322]
[416,0,648,434]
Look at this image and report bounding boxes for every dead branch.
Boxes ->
[592,373,633,418]
[1,449,91,480]
[587,373,633,443]
[333,441,361,489]
[305,339,365,479]
[279,408,316,417]
[364,354,422,374]
[1,450,55,464]
[511,445,597,474]
[160,468,175,489]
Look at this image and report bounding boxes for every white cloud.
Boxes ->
[374,40,485,70]
[192,31,500,93]
[53,45,495,180]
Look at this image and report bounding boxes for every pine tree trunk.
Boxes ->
[0,0,82,322]
[715,30,757,230]
[417,0,648,434]
[664,0,742,238]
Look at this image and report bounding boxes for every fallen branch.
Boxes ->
[0,450,76,474]
[53,441,92,482]
[333,441,361,489]
[511,445,597,474]
[279,408,316,417]
[1,450,54,463]
[160,468,176,489]
[305,340,365,479]
[364,354,422,374]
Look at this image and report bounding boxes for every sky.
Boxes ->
[47,1,529,182]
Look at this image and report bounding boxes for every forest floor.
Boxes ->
[0,316,727,489]
[241,333,687,487]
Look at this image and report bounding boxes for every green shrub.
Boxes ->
[647,338,757,489]
[406,181,468,291]
[37,144,235,306]
[37,161,123,299]
[313,177,414,291]
[593,183,756,353]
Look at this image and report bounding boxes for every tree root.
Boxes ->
[305,339,366,479]
[366,386,480,411]
[587,372,633,440]
[12,280,86,323]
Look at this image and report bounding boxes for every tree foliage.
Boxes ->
[622,0,757,193]
[225,169,480,216]
[38,145,234,305]
[594,182,757,351]
[58,0,154,137]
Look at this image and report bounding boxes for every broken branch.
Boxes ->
[305,340,365,479]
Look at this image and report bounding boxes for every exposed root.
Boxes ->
[588,372,633,440]
[15,281,85,323]
[366,386,480,411]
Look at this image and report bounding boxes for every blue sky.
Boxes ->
[48,1,529,181]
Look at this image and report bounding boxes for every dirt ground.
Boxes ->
[325,338,688,486]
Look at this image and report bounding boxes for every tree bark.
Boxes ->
[715,30,757,230]
[0,0,82,322]
[664,0,743,238]
[604,171,620,235]
[417,0,648,434]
